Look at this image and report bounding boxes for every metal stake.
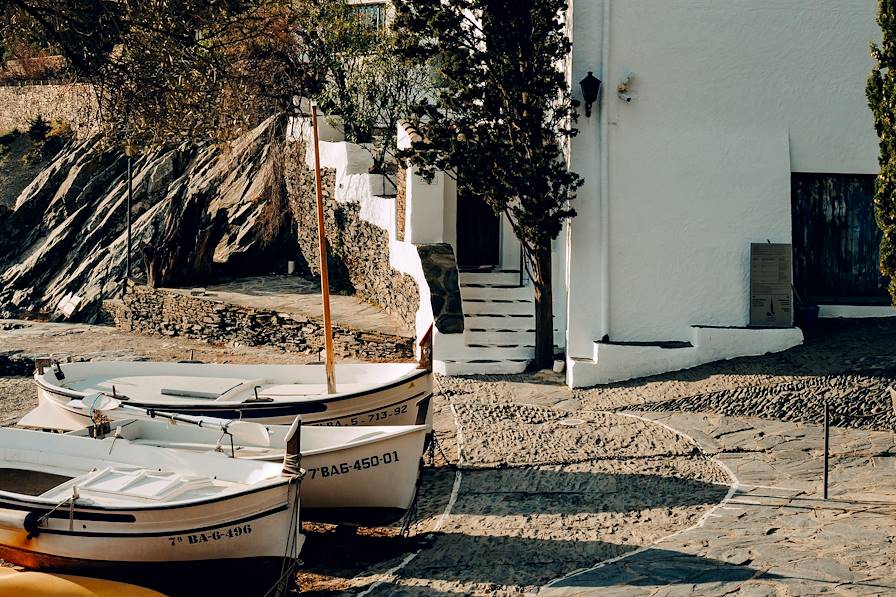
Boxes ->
[823,400,830,500]
[126,154,133,280]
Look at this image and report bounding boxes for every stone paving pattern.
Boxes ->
[544,412,896,596]
[3,319,896,595]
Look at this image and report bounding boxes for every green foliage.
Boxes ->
[0,128,19,146]
[394,0,582,367]
[27,115,49,143]
[1,0,317,148]
[297,1,432,171]
[2,0,426,164]
[393,0,581,252]
[869,0,896,303]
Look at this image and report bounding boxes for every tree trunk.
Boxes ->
[531,243,554,370]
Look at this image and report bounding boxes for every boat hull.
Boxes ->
[65,421,428,527]
[0,486,301,566]
[300,427,425,525]
[28,362,433,429]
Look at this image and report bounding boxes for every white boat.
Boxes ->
[66,415,428,526]
[23,361,433,431]
[0,423,304,580]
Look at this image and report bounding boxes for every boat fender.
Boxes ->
[24,511,41,539]
[0,508,41,538]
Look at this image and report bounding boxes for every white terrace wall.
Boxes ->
[565,0,879,386]
[286,116,465,361]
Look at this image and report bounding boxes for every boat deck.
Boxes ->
[0,469,73,496]
[2,463,242,506]
[62,375,369,404]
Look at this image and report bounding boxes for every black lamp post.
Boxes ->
[579,71,602,117]
[124,142,136,281]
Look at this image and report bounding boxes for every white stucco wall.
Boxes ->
[567,0,880,352]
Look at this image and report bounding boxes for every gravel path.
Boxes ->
[576,318,896,431]
[0,321,729,596]
[5,317,893,595]
[305,380,730,596]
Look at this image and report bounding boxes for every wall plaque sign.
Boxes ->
[750,243,793,327]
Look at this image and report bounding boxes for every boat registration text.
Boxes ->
[306,451,400,479]
[168,523,252,547]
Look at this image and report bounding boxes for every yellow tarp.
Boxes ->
[0,567,166,597]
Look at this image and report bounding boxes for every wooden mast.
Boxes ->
[311,105,337,394]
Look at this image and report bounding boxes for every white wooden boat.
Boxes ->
[0,425,303,577]
[66,416,428,526]
[23,361,433,431]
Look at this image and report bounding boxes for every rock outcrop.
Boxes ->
[0,117,297,321]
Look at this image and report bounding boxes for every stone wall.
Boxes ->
[0,83,97,137]
[282,139,419,328]
[103,284,414,361]
[395,165,407,242]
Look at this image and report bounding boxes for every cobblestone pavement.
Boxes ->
[542,412,896,596]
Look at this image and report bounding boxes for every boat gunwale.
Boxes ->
[0,500,290,538]
[37,384,432,424]
[34,366,430,407]
[102,419,429,457]
[0,468,293,512]
[298,423,428,456]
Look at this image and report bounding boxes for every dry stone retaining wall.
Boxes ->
[282,139,419,329]
[103,284,414,361]
[0,83,96,137]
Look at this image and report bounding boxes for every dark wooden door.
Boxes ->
[456,189,500,269]
[791,173,888,305]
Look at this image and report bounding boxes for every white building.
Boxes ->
[561,0,885,386]
[343,1,889,386]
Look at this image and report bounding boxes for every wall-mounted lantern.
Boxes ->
[579,71,602,117]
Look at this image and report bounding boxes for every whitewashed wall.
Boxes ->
[566,0,880,364]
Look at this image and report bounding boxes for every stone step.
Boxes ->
[466,328,535,344]
[460,285,533,301]
[434,358,529,375]
[437,344,535,360]
[464,314,534,330]
[461,298,533,316]
[459,270,523,286]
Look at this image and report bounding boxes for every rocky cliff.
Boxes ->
[0,117,297,321]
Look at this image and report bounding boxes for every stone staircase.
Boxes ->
[433,270,535,375]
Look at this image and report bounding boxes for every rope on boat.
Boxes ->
[32,487,79,538]
[398,458,425,538]
[265,474,304,597]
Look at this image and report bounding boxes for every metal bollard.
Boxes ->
[823,401,829,500]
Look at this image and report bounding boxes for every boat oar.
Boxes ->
[67,395,271,447]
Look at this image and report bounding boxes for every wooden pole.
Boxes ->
[311,106,337,394]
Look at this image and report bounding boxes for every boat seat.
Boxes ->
[214,379,268,402]
[41,467,225,503]
[158,377,257,400]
